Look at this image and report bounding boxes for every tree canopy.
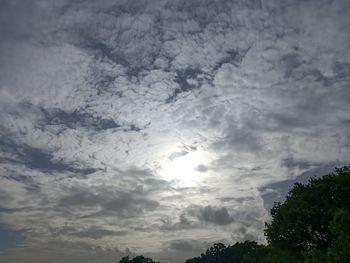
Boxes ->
[118,255,160,263]
[185,241,269,263]
[266,167,350,252]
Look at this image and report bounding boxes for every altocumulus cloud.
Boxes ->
[0,0,349,262]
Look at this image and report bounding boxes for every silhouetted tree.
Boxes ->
[304,208,350,263]
[185,241,268,263]
[265,166,350,259]
[118,255,160,263]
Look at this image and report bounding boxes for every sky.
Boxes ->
[0,0,349,262]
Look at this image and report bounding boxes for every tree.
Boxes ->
[185,243,227,263]
[304,208,350,263]
[258,248,303,263]
[265,166,350,259]
[118,255,160,263]
[233,241,269,263]
[204,243,226,262]
[185,241,268,263]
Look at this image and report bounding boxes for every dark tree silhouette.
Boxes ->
[304,208,350,262]
[265,166,350,256]
[118,255,160,263]
[185,241,268,263]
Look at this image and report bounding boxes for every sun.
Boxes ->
[160,147,208,186]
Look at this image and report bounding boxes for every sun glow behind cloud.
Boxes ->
[160,147,210,187]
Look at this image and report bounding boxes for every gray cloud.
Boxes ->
[168,150,188,161]
[74,229,128,239]
[168,239,208,253]
[0,239,129,263]
[40,108,120,131]
[102,193,159,217]
[194,164,208,173]
[59,187,159,218]
[0,136,96,177]
[166,68,202,103]
[0,224,26,252]
[0,136,97,175]
[52,226,128,240]
[160,214,196,231]
[191,205,234,225]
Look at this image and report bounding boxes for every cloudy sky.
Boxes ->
[0,0,349,262]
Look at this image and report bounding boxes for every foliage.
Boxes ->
[265,166,350,255]
[258,248,303,263]
[118,255,160,263]
[304,208,350,263]
[185,241,269,263]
